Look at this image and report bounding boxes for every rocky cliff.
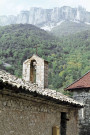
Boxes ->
[0,6,90,30]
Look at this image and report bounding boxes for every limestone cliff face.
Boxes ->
[0,6,90,30]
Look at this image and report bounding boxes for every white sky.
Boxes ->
[0,0,90,15]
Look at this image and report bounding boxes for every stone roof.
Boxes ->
[0,69,83,107]
[65,71,90,90]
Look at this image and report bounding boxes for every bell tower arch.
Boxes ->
[30,60,37,83]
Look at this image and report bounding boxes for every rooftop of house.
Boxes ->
[0,69,83,108]
[65,71,90,90]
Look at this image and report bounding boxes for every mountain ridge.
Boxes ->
[0,6,90,31]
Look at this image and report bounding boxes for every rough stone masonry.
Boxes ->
[0,91,80,135]
[72,89,90,135]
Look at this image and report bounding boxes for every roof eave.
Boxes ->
[0,80,83,108]
[65,87,90,91]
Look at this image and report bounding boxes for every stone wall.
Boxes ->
[72,89,90,135]
[0,90,79,135]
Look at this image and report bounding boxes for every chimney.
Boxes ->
[22,54,48,88]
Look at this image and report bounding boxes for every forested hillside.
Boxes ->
[0,24,90,92]
[51,21,90,37]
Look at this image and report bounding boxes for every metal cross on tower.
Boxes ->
[34,45,39,55]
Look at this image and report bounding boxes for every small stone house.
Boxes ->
[0,54,83,135]
[65,71,90,135]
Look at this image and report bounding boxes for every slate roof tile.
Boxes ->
[0,69,83,107]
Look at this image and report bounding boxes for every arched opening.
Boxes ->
[30,60,37,83]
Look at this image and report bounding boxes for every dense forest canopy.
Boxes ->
[0,24,90,92]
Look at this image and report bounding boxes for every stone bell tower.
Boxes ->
[22,54,48,88]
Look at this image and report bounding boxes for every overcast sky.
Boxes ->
[0,0,90,15]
